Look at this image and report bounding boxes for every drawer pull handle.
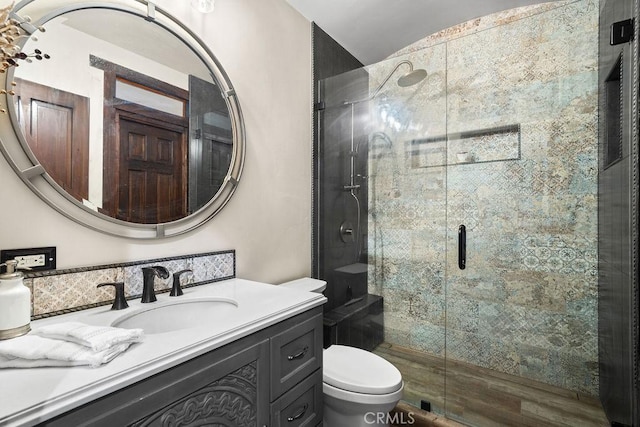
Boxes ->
[287,345,309,361]
[287,403,308,422]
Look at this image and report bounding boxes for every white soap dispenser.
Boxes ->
[0,259,31,339]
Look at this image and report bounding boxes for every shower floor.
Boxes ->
[374,342,609,427]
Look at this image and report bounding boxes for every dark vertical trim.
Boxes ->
[312,23,319,278]
[633,3,640,425]
[598,0,639,424]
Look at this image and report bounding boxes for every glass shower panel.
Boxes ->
[317,45,448,413]
[365,47,448,412]
[444,0,599,424]
[316,66,371,316]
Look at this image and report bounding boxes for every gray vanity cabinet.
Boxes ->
[40,307,323,427]
[270,313,324,426]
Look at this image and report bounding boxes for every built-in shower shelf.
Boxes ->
[407,124,521,168]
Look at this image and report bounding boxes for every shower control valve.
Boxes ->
[339,221,355,243]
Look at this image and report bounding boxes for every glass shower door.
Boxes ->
[364,47,449,413]
[443,0,599,424]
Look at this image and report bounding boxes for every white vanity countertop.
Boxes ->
[0,278,326,427]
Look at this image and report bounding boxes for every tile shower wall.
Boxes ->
[24,250,235,318]
[368,0,599,394]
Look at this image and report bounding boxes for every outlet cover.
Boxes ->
[1,247,56,271]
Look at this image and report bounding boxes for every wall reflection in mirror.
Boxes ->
[11,7,233,224]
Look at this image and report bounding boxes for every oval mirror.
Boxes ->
[0,0,245,238]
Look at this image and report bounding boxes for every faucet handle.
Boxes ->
[170,269,193,297]
[97,282,129,310]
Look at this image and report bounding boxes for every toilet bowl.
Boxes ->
[279,278,404,427]
[323,344,403,427]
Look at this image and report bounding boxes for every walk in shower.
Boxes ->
[314,0,638,425]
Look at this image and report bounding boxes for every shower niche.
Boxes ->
[408,124,521,168]
[602,54,623,169]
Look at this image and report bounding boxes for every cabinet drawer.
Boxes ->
[270,313,322,399]
[271,369,323,427]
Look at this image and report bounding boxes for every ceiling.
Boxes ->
[286,0,558,65]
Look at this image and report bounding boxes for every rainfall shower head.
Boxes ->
[370,60,427,99]
[344,60,427,105]
[398,68,428,87]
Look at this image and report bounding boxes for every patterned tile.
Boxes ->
[191,252,234,282]
[368,0,599,395]
[28,251,236,317]
[33,268,120,315]
[392,1,575,57]
[124,259,190,297]
[410,324,445,357]
[23,278,34,316]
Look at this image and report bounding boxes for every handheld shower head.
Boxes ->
[354,131,393,158]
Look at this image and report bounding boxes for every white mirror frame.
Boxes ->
[0,0,245,239]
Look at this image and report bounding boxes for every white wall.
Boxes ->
[0,0,313,284]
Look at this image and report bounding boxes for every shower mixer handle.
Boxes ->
[339,221,355,243]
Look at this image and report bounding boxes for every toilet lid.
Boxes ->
[323,345,402,395]
[279,277,327,293]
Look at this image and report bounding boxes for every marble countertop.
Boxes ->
[0,278,326,427]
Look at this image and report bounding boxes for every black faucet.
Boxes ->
[141,266,170,303]
[97,282,129,310]
[170,269,193,296]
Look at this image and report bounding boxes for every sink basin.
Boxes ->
[112,297,238,334]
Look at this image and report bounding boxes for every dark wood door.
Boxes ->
[117,118,186,224]
[188,75,233,212]
[13,78,89,202]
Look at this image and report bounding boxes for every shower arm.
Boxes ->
[344,60,415,106]
[370,60,414,99]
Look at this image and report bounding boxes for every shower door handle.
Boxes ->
[458,225,466,270]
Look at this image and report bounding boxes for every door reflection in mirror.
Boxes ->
[11,6,233,224]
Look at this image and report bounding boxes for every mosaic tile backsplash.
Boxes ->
[363,0,599,394]
[24,250,235,318]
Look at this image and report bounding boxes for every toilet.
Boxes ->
[279,277,404,427]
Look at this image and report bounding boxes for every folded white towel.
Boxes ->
[34,322,144,352]
[0,335,131,368]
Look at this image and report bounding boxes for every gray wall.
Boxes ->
[312,24,369,311]
[598,0,639,424]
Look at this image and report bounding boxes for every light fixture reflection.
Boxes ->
[191,0,215,13]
